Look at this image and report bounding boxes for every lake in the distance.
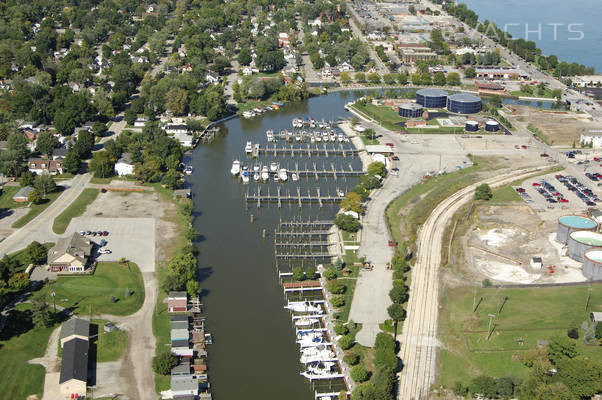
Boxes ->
[458,0,602,72]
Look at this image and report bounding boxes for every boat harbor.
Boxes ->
[254,144,359,158]
[245,187,346,209]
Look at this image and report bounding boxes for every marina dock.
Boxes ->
[245,187,344,209]
[256,144,359,158]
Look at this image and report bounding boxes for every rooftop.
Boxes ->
[47,233,93,265]
[60,318,90,341]
[59,338,89,384]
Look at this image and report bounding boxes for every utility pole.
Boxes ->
[486,314,496,340]
[585,287,591,311]
[472,285,478,312]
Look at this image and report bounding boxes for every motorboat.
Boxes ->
[318,120,324,129]
[298,335,328,348]
[261,165,270,181]
[310,135,315,143]
[242,110,255,118]
[338,134,344,142]
[279,168,288,181]
[330,133,336,142]
[254,143,260,154]
[245,141,253,154]
[253,163,260,172]
[306,361,336,374]
[285,301,322,313]
[295,135,302,142]
[291,173,299,182]
[241,171,250,184]
[230,160,241,176]
[315,135,322,142]
[295,317,320,327]
[337,190,345,197]
[273,173,280,182]
[269,162,279,173]
[253,172,260,181]
[293,118,303,129]
[300,345,335,364]
[184,165,193,175]
[266,130,274,142]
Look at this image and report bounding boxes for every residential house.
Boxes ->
[308,18,322,28]
[47,233,93,273]
[171,376,199,397]
[52,146,68,160]
[339,61,354,72]
[174,131,194,148]
[134,116,149,127]
[114,153,135,176]
[28,158,63,175]
[171,364,191,376]
[168,291,188,313]
[59,338,88,398]
[205,71,220,85]
[165,124,190,135]
[12,186,35,202]
[59,318,90,348]
[19,122,38,131]
[0,79,12,91]
[242,66,253,76]
[278,32,291,47]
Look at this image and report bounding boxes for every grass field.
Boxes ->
[52,188,99,234]
[10,187,66,228]
[91,319,128,363]
[352,102,406,132]
[437,284,602,388]
[0,303,62,400]
[0,186,27,209]
[490,185,522,203]
[43,262,144,316]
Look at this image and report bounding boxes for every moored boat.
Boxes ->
[230,160,241,176]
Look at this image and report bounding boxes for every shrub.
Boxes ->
[334,323,349,336]
[338,335,354,350]
[331,296,345,307]
[374,348,398,371]
[482,279,492,287]
[567,327,579,339]
[326,280,347,294]
[334,214,360,232]
[292,267,305,281]
[305,266,317,280]
[344,353,360,365]
[374,332,396,352]
[351,364,370,382]
[389,286,408,304]
[475,183,492,200]
[469,375,496,398]
[152,351,178,375]
[323,269,337,280]
[109,295,117,303]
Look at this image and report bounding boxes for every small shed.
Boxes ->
[530,257,543,270]
[171,328,190,341]
[168,291,188,313]
[13,186,35,202]
[591,312,602,323]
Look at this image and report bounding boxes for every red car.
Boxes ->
[391,156,399,161]
[594,157,600,162]
[516,188,526,193]
[388,240,396,247]
[385,142,394,147]
[540,153,549,157]
[521,145,527,149]
[559,198,569,203]
[532,182,541,186]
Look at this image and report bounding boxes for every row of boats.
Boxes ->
[284,300,345,382]
[267,129,350,144]
[230,159,298,184]
[292,118,334,130]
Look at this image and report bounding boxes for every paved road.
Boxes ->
[396,166,548,399]
[0,174,92,256]
[348,17,388,75]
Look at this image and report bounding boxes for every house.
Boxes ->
[114,153,135,176]
[164,124,189,135]
[278,32,290,47]
[59,338,88,398]
[580,130,602,149]
[13,186,35,202]
[28,158,63,175]
[530,257,543,270]
[171,376,199,397]
[174,131,194,148]
[171,328,190,341]
[205,71,220,85]
[19,122,38,131]
[591,312,602,323]
[60,318,90,348]
[52,146,68,160]
[171,364,191,376]
[308,18,322,28]
[168,291,188,313]
[47,233,93,273]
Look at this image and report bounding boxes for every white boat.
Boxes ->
[295,135,302,142]
[254,143,260,154]
[292,118,303,128]
[292,173,299,182]
[245,141,252,153]
[300,345,335,364]
[338,134,344,142]
[269,162,279,173]
[330,133,336,141]
[242,110,255,118]
[318,121,324,129]
[253,172,260,181]
[295,317,320,327]
[273,173,280,182]
[300,369,344,381]
[315,135,322,142]
[184,165,193,175]
[285,301,322,313]
[253,163,260,172]
[266,130,274,142]
[241,172,250,184]
[230,160,241,176]
[261,166,270,181]
[279,168,288,181]
[307,361,336,374]
[310,135,315,143]
[298,335,328,348]
[337,190,345,197]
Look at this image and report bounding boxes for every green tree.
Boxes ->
[433,71,446,86]
[397,73,408,85]
[334,323,349,336]
[383,73,396,85]
[334,213,360,232]
[340,71,351,85]
[387,303,406,322]
[62,151,81,174]
[152,351,178,375]
[474,183,492,200]
[367,162,386,177]
[32,293,52,327]
[186,280,201,297]
[338,335,354,350]
[89,151,115,178]
[355,72,366,82]
[343,353,359,365]
[92,122,108,138]
[26,241,47,265]
[166,88,189,116]
[125,109,137,125]
[340,192,363,213]
[292,267,305,281]
[556,357,601,399]
[367,73,381,84]
[464,67,476,78]
[447,72,461,86]
[28,189,42,204]
[351,365,370,382]
[34,174,57,196]
[238,47,252,66]
[19,171,35,187]
[73,130,94,159]
[547,336,578,364]
[389,285,408,304]
[374,348,398,370]
[470,375,497,398]
[496,376,515,399]
[36,132,59,158]
[212,56,231,75]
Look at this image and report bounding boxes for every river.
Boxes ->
[458,0,602,72]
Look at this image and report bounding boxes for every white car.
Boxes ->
[98,249,112,254]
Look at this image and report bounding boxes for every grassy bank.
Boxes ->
[12,187,66,228]
[437,285,602,388]
[527,124,552,145]
[351,102,405,132]
[52,188,99,234]
[91,318,129,362]
[42,262,144,316]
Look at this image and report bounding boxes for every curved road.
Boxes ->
[396,166,549,399]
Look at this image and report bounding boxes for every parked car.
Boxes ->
[98,249,111,254]
[99,239,107,247]
[391,156,399,161]
[385,142,394,147]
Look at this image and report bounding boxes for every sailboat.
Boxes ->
[230,160,241,176]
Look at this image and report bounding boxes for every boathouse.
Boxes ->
[168,291,187,313]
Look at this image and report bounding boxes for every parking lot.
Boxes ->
[65,217,156,272]
[515,172,601,211]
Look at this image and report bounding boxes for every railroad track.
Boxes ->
[397,166,550,399]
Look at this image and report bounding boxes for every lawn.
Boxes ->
[0,303,63,400]
[9,243,54,273]
[90,319,128,363]
[0,186,27,210]
[12,187,66,228]
[43,262,144,316]
[52,188,99,234]
[490,185,521,203]
[152,277,172,393]
[352,102,406,132]
[437,284,602,388]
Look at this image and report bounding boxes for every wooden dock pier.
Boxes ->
[245,188,344,208]
[257,144,359,157]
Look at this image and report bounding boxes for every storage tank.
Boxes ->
[556,216,597,244]
[465,120,479,132]
[416,88,448,108]
[447,93,482,114]
[583,248,602,280]
[567,230,602,262]
[485,120,500,132]
[398,103,424,118]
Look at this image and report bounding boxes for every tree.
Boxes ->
[92,122,108,138]
[547,336,578,364]
[367,73,381,84]
[212,56,231,75]
[367,162,386,177]
[397,73,408,85]
[465,67,476,78]
[28,189,42,204]
[447,72,461,86]
[433,71,446,86]
[596,321,602,339]
[383,73,396,85]
[34,174,57,196]
[387,303,406,322]
[26,241,47,265]
[32,293,52,327]
[354,72,366,83]
[19,171,35,187]
[338,335,354,350]
[334,214,360,232]
[8,272,29,291]
[389,286,408,304]
[474,183,492,200]
[567,327,579,339]
[340,71,351,84]
[152,351,178,375]
[74,130,94,159]
[490,94,503,108]
[292,267,305,281]
[166,88,189,116]
[186,280,201,297]
[89,151,115,178]
[334,323,349,336]
[125,109,137,125]
[470,375,497,398]
[238,47,252,66]
[343,353,359,365]
[351,365,370,382]
[326,280,346,294]
[340,192,363,214]
[62,151,81,174]
[374,348,398,370]
[36,132,59,158]
[556,357,601,399]
[496,376,516,399]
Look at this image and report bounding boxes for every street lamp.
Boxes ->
[50,290,56,314]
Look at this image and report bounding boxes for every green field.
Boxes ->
[437,285,602,387]
[52,188,99,234]
[91,319,128,362]
[43,262,144,316]
[12,187,66,228]
[490,185,522,203]
[0,303,62,400]
[352,102,406,132]
[0,186,27,210]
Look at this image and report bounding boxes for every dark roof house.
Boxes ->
[59,337,88,397]
[60,318,90,347]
